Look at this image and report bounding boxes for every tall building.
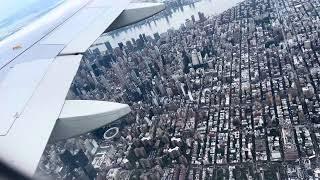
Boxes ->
[197,51,203,64]
[83,164,97,180]
[191,49,200,65]
[153,32,161,41]
[105,41,113,53]
[134,147,147,158]
[118,42,124,50]
[74,150,89,167]
[139,34,144,42]
[136,38,144,50]
[142,33,147,42]
[92,48,101,58]
[126,40,133,50]
[198,12,206,21]
[131,38,136,45]
[84,139,98,156]
[59,150,77,170]
[191,15,195,23]
[185,19,193,27]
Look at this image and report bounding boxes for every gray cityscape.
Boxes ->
[36,0,320,179]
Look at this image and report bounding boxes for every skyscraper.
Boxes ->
[191,49,200,65]
[105,41,113,53]
[197,51,203,64]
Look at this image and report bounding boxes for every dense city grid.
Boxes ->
[37,0,320,179]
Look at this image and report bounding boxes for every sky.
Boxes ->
[0,0,65,40]
[0,0,41,22]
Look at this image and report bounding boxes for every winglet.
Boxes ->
[105,2,166,32]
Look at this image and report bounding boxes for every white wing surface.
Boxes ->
[0,0,164,177]
[0,55,82,176]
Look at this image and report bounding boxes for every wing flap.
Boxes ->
[0,55,82,176]
[0,59,52,135]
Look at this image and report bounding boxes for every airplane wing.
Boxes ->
[0,0,165,177]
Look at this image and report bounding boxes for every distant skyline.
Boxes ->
[0,0,159,41]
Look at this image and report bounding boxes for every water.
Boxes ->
[93,0,243,49]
